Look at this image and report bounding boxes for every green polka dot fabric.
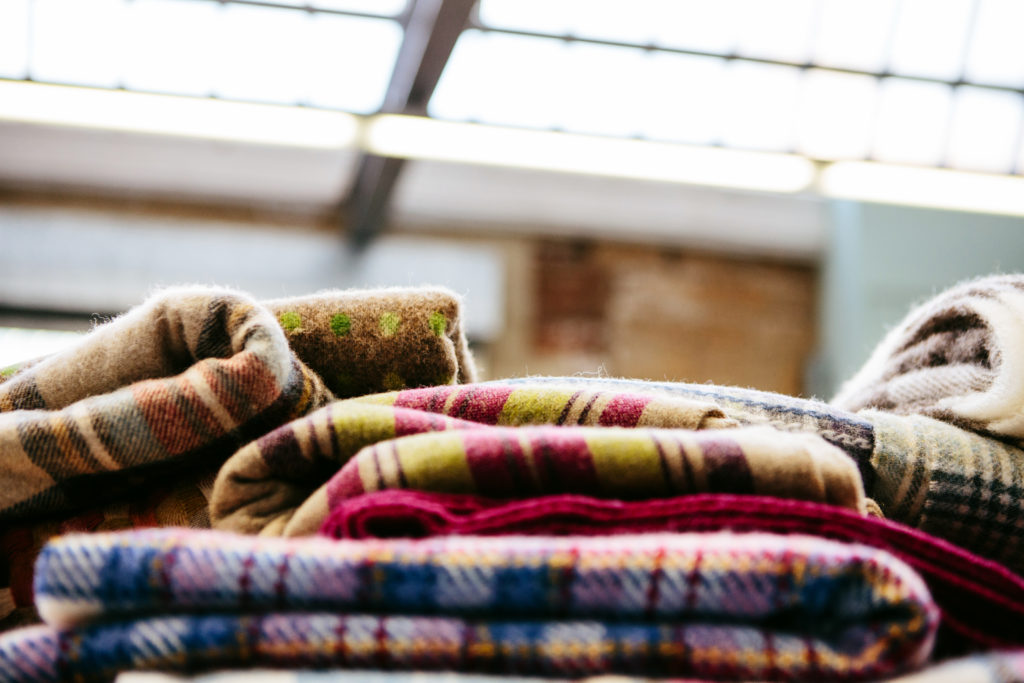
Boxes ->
[265,287,476,398]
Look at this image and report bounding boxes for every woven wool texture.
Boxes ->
[106,651,1024,683]
[859,409,1024,574]
[832,274,1024,444]
[0,285,476,629]
[494,376,1024,577]
[209,383,741,536]
[320,491,1024,654]
[490,376,877,490]
[17,529,937,682]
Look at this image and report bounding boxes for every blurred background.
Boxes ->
[1,0,1023,397]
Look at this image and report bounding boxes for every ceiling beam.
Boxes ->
[344,0,476,249]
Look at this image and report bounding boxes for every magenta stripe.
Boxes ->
[598,394,651,427]
[451,385,515,425]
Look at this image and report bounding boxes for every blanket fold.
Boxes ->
[0,285,476,628]
[833,274,1024,444]
[9,528,937,682]
[319,491,1024,654]
[208,384,750,536]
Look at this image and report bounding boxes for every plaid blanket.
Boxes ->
[493,377,1024,577]
[107,650,1024,682]
[0,285,476,628]
[8,528,936,682]
[209,384,739,535]
[209,386,865,537]
[833,275,1024,445]
[321,491,1024,654]
[491,376,877,489]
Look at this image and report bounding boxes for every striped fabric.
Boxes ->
[833,275,1024,445]
[324,424,864,512]
[0,286,476,629]
[14,528,937,682]
[209,384,741,536]
[491,376,877,490]
[320,491,1024,654]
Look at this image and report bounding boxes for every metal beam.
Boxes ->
[344,0,476,249]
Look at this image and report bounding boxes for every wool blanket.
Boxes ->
[833,274,1024,445]
[209,384,738,535]
[208,385,864,536]
[9,528,936,682]
[0,285,475,628]
[321,491,1024,654]
[107,650,1024,683]
[490,376,877,488]
[495,377,1024,578]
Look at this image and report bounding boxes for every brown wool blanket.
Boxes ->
[210,383,865,537]
[833,274,1024,444]
[0,285,475,627]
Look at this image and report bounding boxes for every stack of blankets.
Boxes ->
[1,276,1023,683]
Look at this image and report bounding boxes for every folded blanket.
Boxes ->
[496,377,1024,576]
[325,424,864,509]
[105,650,1024,683]
[321,491,1024,654]
[15,528,936,682]
[209,384,740,535]
[490,376,877,489]
[0,285,475,628]
[860,409,1024,574]
[833,274,1024,444]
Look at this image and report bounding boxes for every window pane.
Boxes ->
[430,31,565,129]
[889,0,973,81]
[872,78,953,165]
[797,69,878,160]
[639,53,726,145]
[946,86,1023,173]
[304,13,402,113]
[554,41,651,136]
[964,0,1024,87]
[122,0,221,96]
[734,0,815,63]
[31,0,128,87]
[812,0,899,72]
[720,62,802,151]
[0,0,29,79]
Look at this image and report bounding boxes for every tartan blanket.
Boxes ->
[321,491,1024,654]
[5,528,937,682]
[491,376,877,488]
[833,274,1024,445]
[208,385,865,536]
[0,285,476,628]
[106,650,1024,682]
[494,377,1024,578]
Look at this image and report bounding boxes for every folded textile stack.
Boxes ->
[208,384,865,537]
[2,275,1024,683]
[0,528,938,682]
[322,491,1024,655]
[0,285,475,627]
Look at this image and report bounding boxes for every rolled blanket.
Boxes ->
[209,385,739,536]
[0,285,476,628]
[321,491,1024,654]
[325,424,866,512]
[263,287,476,397]
[16,528,937,682]
[832,274,1024,443]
